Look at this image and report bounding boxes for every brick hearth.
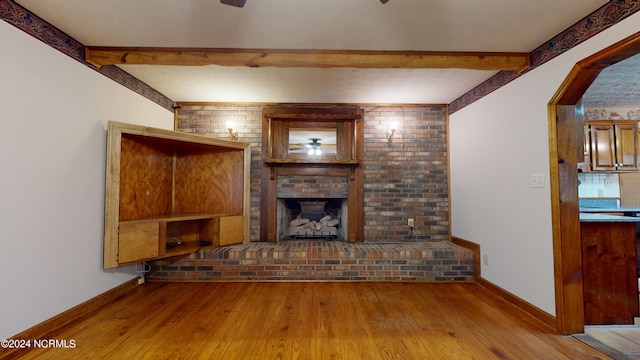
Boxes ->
[147,241,474,281]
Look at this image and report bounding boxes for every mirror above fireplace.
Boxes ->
[288,128,337,156]
[262,106,361,164]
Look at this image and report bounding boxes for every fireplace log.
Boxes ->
[324,219,339,227]
[287,214,339,238]
[287,226,338,237]
[289,225,308,234]
[291,218,310,227]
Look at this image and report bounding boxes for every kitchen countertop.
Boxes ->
[579,207,640,215]
[579,213,640,222]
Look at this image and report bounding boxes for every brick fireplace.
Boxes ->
[278,198,348,240]
[146,103,473,282]
[174,103,450,243]
[277,175,349,241]
[260,106,365,242]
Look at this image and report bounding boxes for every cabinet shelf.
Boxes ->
[119,212,240,224]
[164,242,203,257]
[263,158,360,165]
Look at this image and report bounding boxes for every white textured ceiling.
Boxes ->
[17,0,611,104]
[118,65,498,104]
[583,53,640,108]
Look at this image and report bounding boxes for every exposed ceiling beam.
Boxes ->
[85,47,531,72]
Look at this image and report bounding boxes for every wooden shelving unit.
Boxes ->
[103,121,251,269]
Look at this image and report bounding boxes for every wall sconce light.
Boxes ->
[386,128,396,143]
[225,120,238,141]
[228,128,238,141]
[386,120,398,143]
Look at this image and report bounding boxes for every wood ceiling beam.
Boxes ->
[85,47,530,72]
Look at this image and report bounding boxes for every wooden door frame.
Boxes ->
[550,31,640,334]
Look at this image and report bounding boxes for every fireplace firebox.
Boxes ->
[277,198,348,241]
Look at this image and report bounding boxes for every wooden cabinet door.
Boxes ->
[581,222,639,324]
[118,222,160,264]
[586,120,639,171]
[615,122,638,170]
[219,215,244,246]
[588,123,616,171]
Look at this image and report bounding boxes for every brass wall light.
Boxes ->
[225,120,238,141]
[228,128,239,141]
[386,123,397,143]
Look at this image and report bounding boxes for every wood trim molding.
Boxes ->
[85,47,531,72]
[450,236,555,329]
[552,32,640,106]
[2,277,140,359]
[450,236,480,279]
[548,31,640,335]
[476,277,557,329]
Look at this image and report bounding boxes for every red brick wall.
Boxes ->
[176,103,448,242]
[277,176,349,199]
[363,106,449,242]
[176,104,264,241]
[148,241,473,281]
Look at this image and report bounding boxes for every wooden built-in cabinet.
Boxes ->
[584,120,639,171]
[103,121,251,269]
[581,221,639,324]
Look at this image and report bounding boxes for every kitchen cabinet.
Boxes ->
[103,121,251,269]
[584,120,639,171]
[580,215,640,324]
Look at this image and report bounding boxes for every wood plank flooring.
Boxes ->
[575,325,640,359]
[4,282,609,360]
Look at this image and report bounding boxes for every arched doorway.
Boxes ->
[550,31,640,334]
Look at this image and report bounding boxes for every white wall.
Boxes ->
[0,21,173,338]
[450,12,640,315]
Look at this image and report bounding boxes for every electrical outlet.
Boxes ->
[483,254,489,265]
[408,218,414,227]
[531,174,545,188]
[605,177,616,188]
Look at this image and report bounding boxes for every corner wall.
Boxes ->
[449,12,640,315]
[0,20,173,339]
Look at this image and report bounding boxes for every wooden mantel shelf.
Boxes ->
[264,158,360,165]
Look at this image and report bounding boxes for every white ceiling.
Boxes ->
[583,53,640,108]
[17,0,611,104]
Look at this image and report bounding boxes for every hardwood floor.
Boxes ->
[575,325,640,359]
[4,282,608,359]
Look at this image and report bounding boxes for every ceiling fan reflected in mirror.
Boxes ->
[220,0,388,8]
[307,138,322,156]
